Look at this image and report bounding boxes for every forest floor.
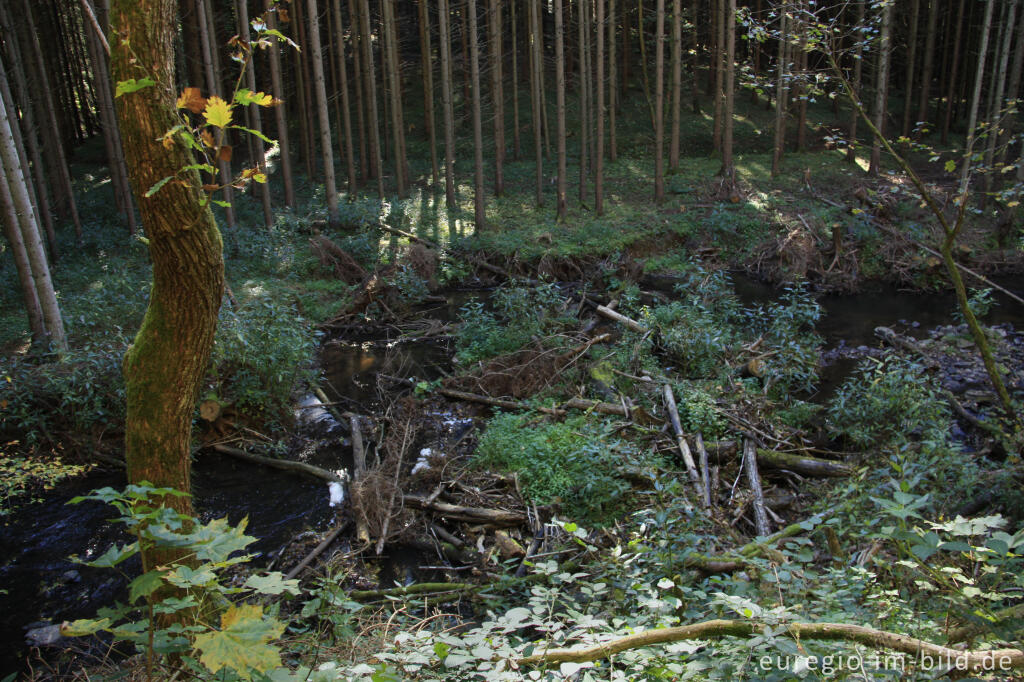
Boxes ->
[3,100,1024,677]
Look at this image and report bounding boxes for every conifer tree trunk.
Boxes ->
[712,0,723,151]
[347,0,369,183]
[669,0,681,171]
[983,0,1016,198]
[266,0,295,207]
[468,0,486,228]
[868,0,892,177]
[719,0,735,179]
[901,0,919,138]
[511,0,521,161]
[196,0,235,226]
[846,0,864,164]
[529,0,544,206]
[794,3,807,152]
[771,3,788,177]
[555,0,568,220]
[689,0,700,113]
[333,0,358,196]
[382,0,408,197]
[579,0,590,204]
[439,0,458,208]
[307,0,340,221]
[18,0,82,239]
[941,0,966,145]
[654,0,665,203]
[358,0,385,197]
[488,0,505,197]
[110,0,224,520]
[961,0,994,190]
[916,0,939,131]
[0,67,65,350]
[0,182,45,345]
[418,0,440,187]
[596,0,605,215]
[238,0,273,227]
[609,0,618,160]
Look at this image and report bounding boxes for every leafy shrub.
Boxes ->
[675,382,729,439]
[753,283,823,394]
[454,282,566,364]
[954,287,997,324]
[209,293,317,421]
[473,412,655,522]
[826,355,950,449]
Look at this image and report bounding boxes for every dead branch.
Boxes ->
[403,494,526,526]
[596,304,649,333]
[211,444,343,482]
[285,522,350,579]
[743,439,771,537]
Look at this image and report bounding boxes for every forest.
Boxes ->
[0,0,1023,679]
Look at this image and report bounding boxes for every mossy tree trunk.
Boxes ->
[109,0,225,520]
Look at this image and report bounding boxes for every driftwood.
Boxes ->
[286,522,350,579]
[516,618,1024,670]
[403,494,526,526]
[743,439,771,537]
[596,304,649,333]
[662,385,704,497]
[211,444,344,482]
[703,440,851,478]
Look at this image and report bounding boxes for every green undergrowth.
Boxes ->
[454,282,570,364]
[473,412,663,523]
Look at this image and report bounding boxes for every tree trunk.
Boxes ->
[468,0,486,228]
[609,0,618,160]
[488,0,505,197]
[983,0,1017,199]
[382,0,407,197]
[555,0,568,220]
[529,0,544,206]
[901,0,919,138]
[0,169,46,345]
[0,65,66,350]
[960,0,994,190]
[712,0,723,151]
[654,0,665,202]
[332,0,358,196]
[771,3,788,177]
[669,0,681,171]
[265,0,295,207]
[439,0,458,208]
[110,0,225,526]
[358,0,385,197]
[195,0,235,227]
[18,0,83,239]
[846,0,864,164]
[868,0,892,177]
[719,0,735,179]
[306,0,340,221]
[596,0,605,215]
[418,0,440,187]
[511,0,521,161]
[237,0,273,227]
[578,0,590,204]
[941,0,966,144]
[916,0,939,132]
[689,0,700,113]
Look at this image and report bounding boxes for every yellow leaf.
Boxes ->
[177,86,207,114]
[203,96,233,128]
[193,604,285,680]
[200,130,216,148]
[253,173,267,184]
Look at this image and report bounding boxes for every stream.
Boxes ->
[3,274,1023,674]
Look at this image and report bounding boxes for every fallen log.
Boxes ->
[743,439,771,537]
[516,618,1024,670]
[701,441,851,478]
[436,388,629,418]
[211,444,344,482]
[403,494,526,526]
[349,582,477,601]
[286,521,350,579]
[595,304,649,333]
[662,385,704,499]
[682,515,826,573]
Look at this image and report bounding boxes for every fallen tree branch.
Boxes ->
[596,304,649,333]
[682,516,826,573]
[516,618,1024,670]
[662,385,704,498]
[946,603,1024,645]
[211,444,344,482]
[436,388,629,417]
[743,439,771,536]
[403,494,526,526]
[349,582,477,601]
[286,522,350,579]
[702,441,852,478]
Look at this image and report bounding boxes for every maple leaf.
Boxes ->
[177,87,207,114]
[193,604,285,680]
[203,96,233,128]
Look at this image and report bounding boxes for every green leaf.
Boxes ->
[129,570,166,602]
[145,176,175,198]
[181,163,217,175]
[60,618,111,637]
[83,542,138,568]
[243,573,301,596]
[193,604,285,680]
[115,77,155,98]
[165,564,217,588]
[944,159,957,173]
[229,125,275,144]
[212,199,232,208]
[234,88,275,107]
[189,517,257,563]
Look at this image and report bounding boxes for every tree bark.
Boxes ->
[529,0,544,206]
[468,0,486,228]
[868,0,892,177]
[0,64,65,350]
[510,0,521,161]
[382,0,408,197]
[488,0,505,197]
[960,0,994,190]
[941,0,966,144]
[719,0,735,179]
[439,0,458,209]
[712,0,723,151]
[333,0,358,197]
[265,0,295,207]
[555,0,568,220]
[237,0,273,228]
[110,0,225,525]
[418,0,440,187]
[578,0,590,204]
[357,0,384,197]
[0,169,46,345]
[306,0,340,221]
[983,0,1017,199]
[596,0,605,215]
[669,0,681,171]
[654,0,665,203]
[901,0,919,138]
[771,3,788,176]
[846,0,864,164]
[195,0,235,227]
[916,0,939,132]
[609,0,618,160]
